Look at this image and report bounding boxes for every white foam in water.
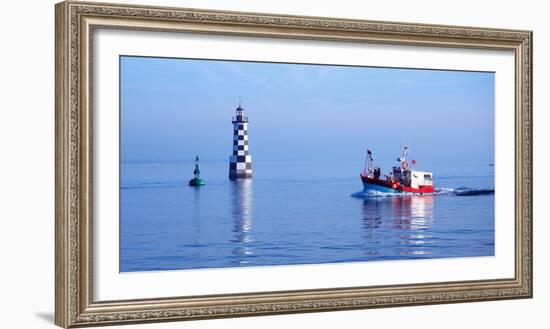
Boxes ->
[435,187,456,195]
[351,190,400,198]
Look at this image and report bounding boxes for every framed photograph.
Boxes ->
[55,1,532,327]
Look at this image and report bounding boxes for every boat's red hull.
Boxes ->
[360,173,434,195]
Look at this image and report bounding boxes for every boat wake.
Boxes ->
[351,187,494,198]
[435,187,495,196]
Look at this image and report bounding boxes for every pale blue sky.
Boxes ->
[120,56,494,174]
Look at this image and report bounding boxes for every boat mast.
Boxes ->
[364,149,373,174]
[402,145,409,163]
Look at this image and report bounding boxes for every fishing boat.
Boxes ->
[360,145,434,195]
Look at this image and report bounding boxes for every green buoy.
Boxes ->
[188,156,205,187]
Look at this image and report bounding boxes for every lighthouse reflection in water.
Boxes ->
[230,179,254,265]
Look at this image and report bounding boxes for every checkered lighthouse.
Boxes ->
[229,103,253,179]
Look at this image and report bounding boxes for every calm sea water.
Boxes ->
[120,162,494,272]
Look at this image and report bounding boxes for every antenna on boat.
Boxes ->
[405,137,411,160]
[397,140,410,171]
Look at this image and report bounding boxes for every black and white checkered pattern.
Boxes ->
[229,107,252,179]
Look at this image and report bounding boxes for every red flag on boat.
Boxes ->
[412,159,417,165]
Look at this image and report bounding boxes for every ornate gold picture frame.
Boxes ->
[55,1,532,327]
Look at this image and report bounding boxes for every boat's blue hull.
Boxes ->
[362,181,402,194]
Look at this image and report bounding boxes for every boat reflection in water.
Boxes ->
[230,179,254,265]
[361,196,435,259]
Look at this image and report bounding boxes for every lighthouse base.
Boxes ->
[229,172,253,180]
[229,156,252,180]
